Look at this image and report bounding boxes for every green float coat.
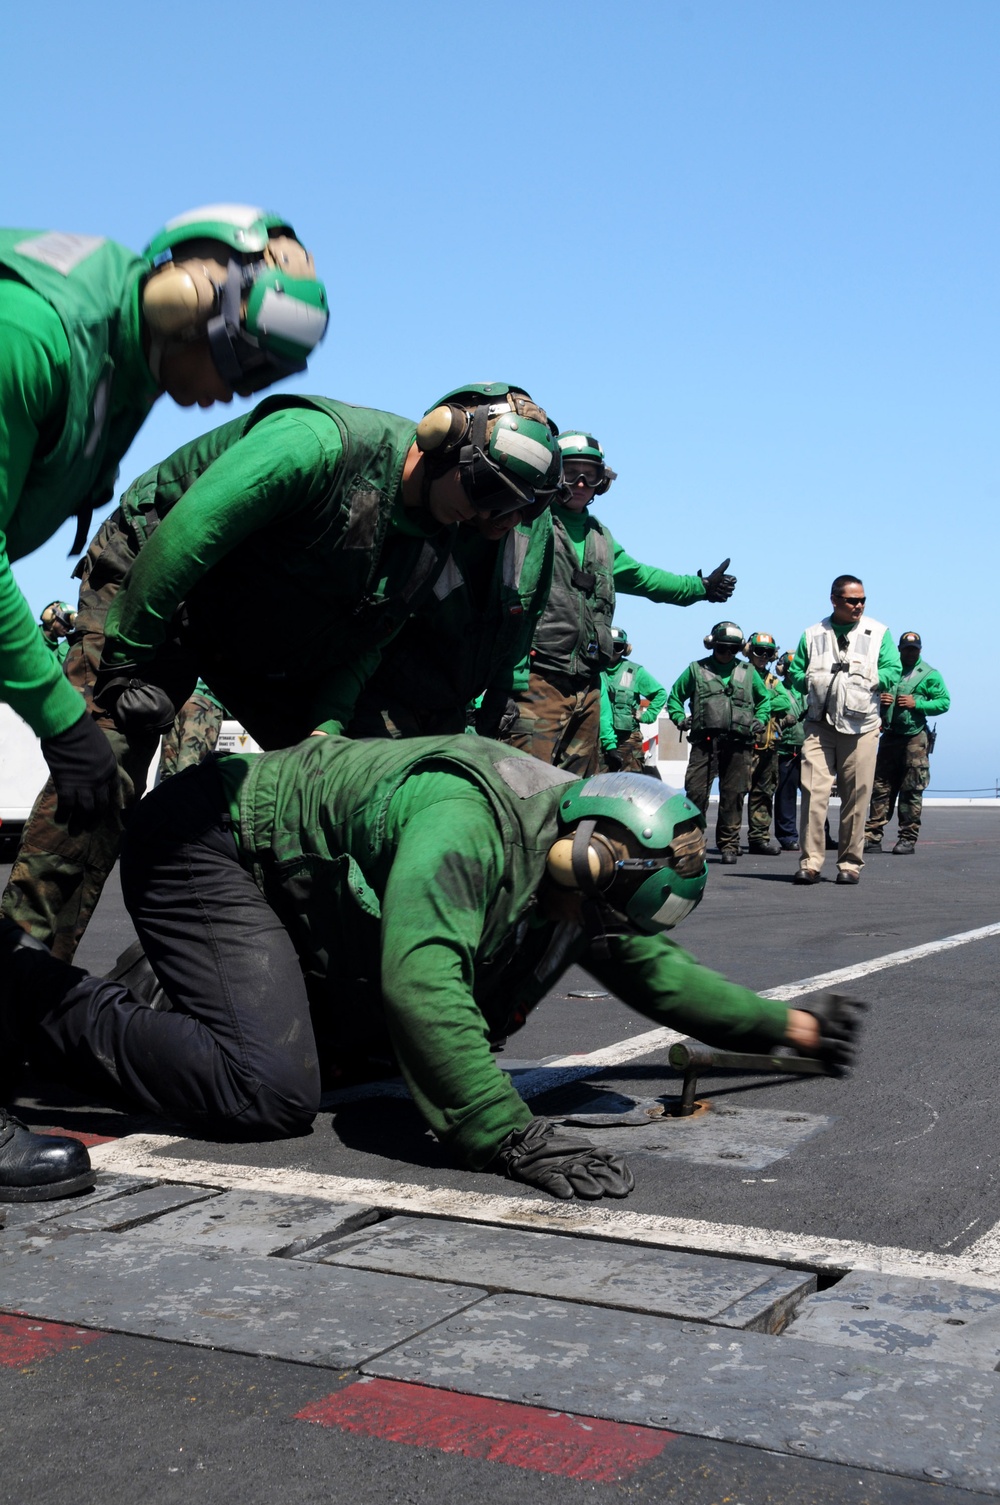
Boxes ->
[102,397,444,736]
[885,659,950,737]
[526,506,706,681]
[0,231,157,737]
[216,734,791,1169]
[666,657,771,736]
[603,659,667,739]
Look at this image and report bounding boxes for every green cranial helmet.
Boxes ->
[552,773,707,934]
[610,625,632,659]
[40,600,76,639]
[704,621,744,651]
[142,204,329,393]
[416,383,562,519]
[556,431,617,496]
[745,631,778,660]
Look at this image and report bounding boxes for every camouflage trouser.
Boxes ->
[684,736,752,854]
[157,693,225,781]
[604,727,646,774]
[1,511,196,961]
[507,669,601,776]
[747,747,780,841]
[865,730,931,844]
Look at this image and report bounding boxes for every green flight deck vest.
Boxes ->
[116,394,443,680]
[690,659,755,738]
[0,229,154,558]
[219,733,574,999]
[528,513,615,679]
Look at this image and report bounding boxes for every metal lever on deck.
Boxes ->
[667,1041,829,1117]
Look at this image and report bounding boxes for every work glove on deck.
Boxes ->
[494,1117,635,1200]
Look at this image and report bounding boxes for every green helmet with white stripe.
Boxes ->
[549,773,707,934]
[556,430,617,496]
[142,204,329,393]
[416,383,562,519]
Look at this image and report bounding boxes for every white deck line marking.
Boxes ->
[758,920,1000,1002]
[321,920,1000,1106]
[89,1133,1000,1289]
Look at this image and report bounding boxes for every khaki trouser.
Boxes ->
[800,721,880,875]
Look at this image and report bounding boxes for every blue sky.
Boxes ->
[6,1,998,792]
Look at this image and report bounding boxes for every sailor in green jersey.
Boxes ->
[599,626,666,773]
[786,576,901,884]
[773,651,807,850]
[666,622,772,864]
[0,205,328,827]
[508,431,737,776]
[346,387,563,741]
[39,600,76,666]
[865,631,950,855]
[743,631,796,855]
[0,203,328,1203]
[0,744,866,1200]
[3,385,561,962]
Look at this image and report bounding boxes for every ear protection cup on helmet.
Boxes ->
[703,634,715,651]
[592,467,617,496]
[415,404,471,455]
[545,820,618,892]
[141,262,219,338]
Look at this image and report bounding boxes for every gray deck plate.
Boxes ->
[567,1102,832,1170]
[319,1215,815,1330]
[0,1173,158,1230]
[26,1181,222,1233]
[122,1190,380,1258]
[365,1292,1000,1491]
[0,1234,486,1367]
[784,1269,1000,1371]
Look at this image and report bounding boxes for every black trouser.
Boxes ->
[684,736,752,854]
[774,749,802,843]
[31,766,320,1138]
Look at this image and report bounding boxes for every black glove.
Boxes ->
[41,714,120,833]
[751,719,767,740]
[698,558,737,603]
[493,1117,635,1200]
[605,748,624,771]
[796,993,868,1077]
[92,660,176,735]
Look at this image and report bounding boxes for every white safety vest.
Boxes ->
[804,614,887,735]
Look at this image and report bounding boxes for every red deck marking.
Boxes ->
[0,1315,102,1367]
[34,1128,118,1147]
[296,1378,676,1482]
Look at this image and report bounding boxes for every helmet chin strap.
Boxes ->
[571,819,601,895]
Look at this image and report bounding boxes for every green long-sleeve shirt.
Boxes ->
[105,409,345,664]
[1,271,157,739]
[601,657,667,746]
[560,508,707,606]
[219,735,791,1169]
[884,658,950,737]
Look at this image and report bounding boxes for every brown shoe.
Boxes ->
[836,870,860,885]
[793,868,820,885]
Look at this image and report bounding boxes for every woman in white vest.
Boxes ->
[785,576,901,884]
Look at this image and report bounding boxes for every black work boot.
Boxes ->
[0,920,96,1201]
[892,839,916,855]
[864,838,882,853]
[0,1108,96,1202]
[747,839,779,855]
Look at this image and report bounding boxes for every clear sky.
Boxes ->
[6,0,998,792]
